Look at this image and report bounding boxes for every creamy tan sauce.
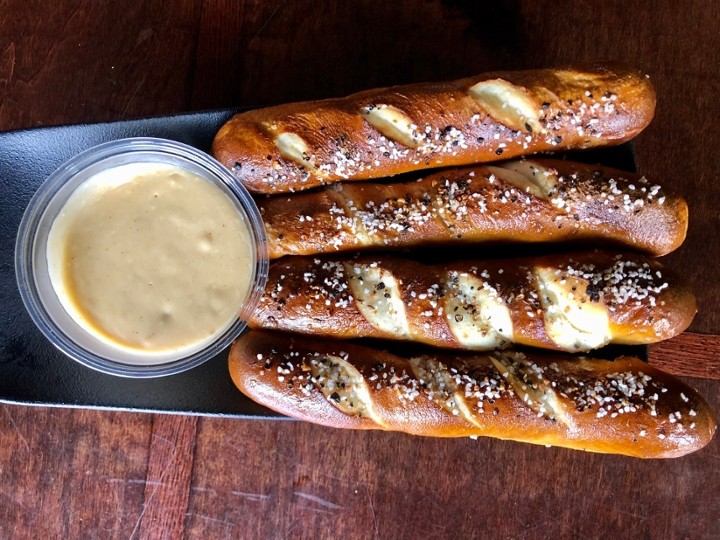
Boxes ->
[47,163,254,357]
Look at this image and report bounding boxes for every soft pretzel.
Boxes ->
[213,64,655,193]
[229,331,716,458]
[250,251,696,352]
[260,159,686,258]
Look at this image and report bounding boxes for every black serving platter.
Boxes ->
[0,110,640,416]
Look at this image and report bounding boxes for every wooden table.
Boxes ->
[2,2,718,538]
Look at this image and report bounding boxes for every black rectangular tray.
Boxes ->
[0,110,639,416]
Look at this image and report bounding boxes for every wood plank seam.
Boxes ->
[133,414,198,540]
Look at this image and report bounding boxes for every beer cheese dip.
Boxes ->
[47,162,254,358]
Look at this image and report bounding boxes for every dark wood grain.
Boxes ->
[135,415,198,540]
[0,406,151,538]
[650,332,720,380]
[187,395,720,540]
[0,0,202,127]
[1,0,719,539]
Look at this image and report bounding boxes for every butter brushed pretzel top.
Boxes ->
[250,251,696,352]
[213,64,655,193]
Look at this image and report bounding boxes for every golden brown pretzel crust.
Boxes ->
[260,159,687,259]
[213,64,655,193]
[229,331,716,458]
[250,251,696,352]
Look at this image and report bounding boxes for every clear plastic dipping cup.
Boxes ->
[15,138,268,378]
